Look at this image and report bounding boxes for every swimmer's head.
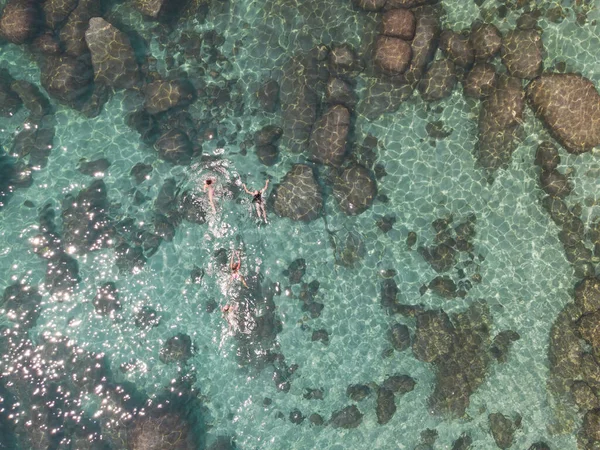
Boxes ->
[222,305,230,312]
[205,179,213,186]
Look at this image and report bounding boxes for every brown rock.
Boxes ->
[374,36,412,75]
[463,63,496,99]
[575,278,600,314]
[0,0,41,44]
[439,30,474,69]
[353,0,386,11]
[273,164,323,222]
[418,58,457,102]
[309,105,350,167]
[85,17,140,89]
[526,73,600,154]
[381,9,416,40]
[470,23,501,60]
[501,29,543,79]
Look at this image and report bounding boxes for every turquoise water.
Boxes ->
[2,0,600,449]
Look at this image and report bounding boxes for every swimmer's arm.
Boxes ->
[230,250,234,268]
[261,179,270,193]
[242,184,253,194]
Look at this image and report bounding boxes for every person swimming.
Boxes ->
[243,178,269,223]
[230,250,248,288]
[203,178,217,214]
[221,303,239,333]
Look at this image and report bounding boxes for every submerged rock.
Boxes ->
[0,69,22,117]
[1,283,42,328]
[85,17,140,90]
[489,413,518,449]
[347,384,371,401]
[381,8,416,40]
[128,411,195,449]
[160,333,193,364]
[42,0,78,30]
[40,55,93,109]
[527,73,600,154]
[376,387,396,425]
[144,79,195,114]
[463,63,496,99]
[273,164,322,221]
[470,23,501,61]
[329,405,363,429]
[382,374,416,394]
[388,323,411,351]
[93,282,121,316]
[257,79,279,112]
[333,164,377,215]
[501,29,543,79]
[439,30,474,69]
[77,158,111,176]
[10,79,52,119]
[0,0,41,44]
[476,75,524,172]
[374,36,412,75]
[309,105,350,167]
[155,129,193,165]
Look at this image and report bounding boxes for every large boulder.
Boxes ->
[381,9,416,40]
[59,0,102,57]
[462,63,496,99]
[476,76,524,171]
[403,6,441,86]
[0,0,41,44]
[333,164,377,215]
[10,79,52,119]
[273,164,322,222]
[42,0,78,30]
[439,30,474,69]
[40,55,93,108]
[155,129,193,165]
[144,79,195,114]
[412,309,454,363]
[526,73,600,154]
[501,29,543,79]
[280,54,320,153]
[309,105,350,167]
[470,23,501,60]
[85,17,140,89]
[374,36,412,75]
[418,58,457,102]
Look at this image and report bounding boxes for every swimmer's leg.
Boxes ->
[261,204,268,223]
[254,203,262,220]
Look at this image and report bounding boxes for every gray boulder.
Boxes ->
[309,105,350,167]
[273,164,322,222]
[527,73,600,154]
[85,17,140,89]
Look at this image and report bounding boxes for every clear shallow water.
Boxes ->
[1,0,600,449]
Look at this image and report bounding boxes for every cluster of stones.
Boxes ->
[547,278,600,447]
[413,215,482,298]
[0,66,54,210]
[353,0,600,173]
[411,301,519,417]
[0,0,207,168]
[0,325,227,450]
[266,43,377,221]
